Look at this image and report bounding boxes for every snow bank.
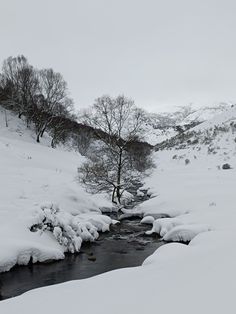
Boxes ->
[163,224,210,242]
[146,217,181,236]
[1,229,236,314]
[140,216,154,224]
[0,110,113,272]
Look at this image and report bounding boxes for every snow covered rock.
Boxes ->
[146,218,181,237]
[136,189,145,197]
[140,216,155,224]
[163,224,211,242]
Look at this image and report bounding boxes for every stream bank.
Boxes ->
[0,216,165,301]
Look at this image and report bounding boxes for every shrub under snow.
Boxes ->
[31,203,116,253]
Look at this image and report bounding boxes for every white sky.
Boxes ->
[1,0,236,113]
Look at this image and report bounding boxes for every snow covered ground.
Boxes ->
[1,106,236,313]
[0,109,114,272]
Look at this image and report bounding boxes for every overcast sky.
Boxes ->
[1,0,236,112]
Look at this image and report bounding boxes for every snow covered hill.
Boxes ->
[180,102,231,125]
[1,104,236,314]
[155,104,236,151]
[0,108,114,272]
[143,103,231,145]
[122,104,236,239]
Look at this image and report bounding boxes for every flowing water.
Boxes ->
[0,216,165,301]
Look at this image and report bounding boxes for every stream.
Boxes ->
[0,216,165,301]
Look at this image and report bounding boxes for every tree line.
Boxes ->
[0,55,154,204]
[0,55,77,146]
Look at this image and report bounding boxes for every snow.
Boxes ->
[1,232,236,314]
[136,189,145,197]
[1,105,236,313]
[140,216,154,224]
[180,103,230,125]
[163,224,211,242]
[143,103,231,145]
[0,109,113,272]
[120,190,134,205]
[135,106,236,244]
[192,104,236,132]
[143,125,177,145]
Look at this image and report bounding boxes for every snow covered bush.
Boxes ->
[31,203,101,253]
[120,190,134,205]
[136,189,145,197]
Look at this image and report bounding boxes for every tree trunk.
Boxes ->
[40,126,46,137]
[36,133,40,143]
[4,110,8,127]
[116,184,121,204]
[112,186,117,204]
[51,138,55,148]
[116,148,123,204]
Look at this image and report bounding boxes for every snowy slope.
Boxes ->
[1,104,235,313]
[155,105,236,150]
[192,104,236,132]
[0,108,113,272]
[143,103,231,145]
[131,104,236,226]
[181,102,231,125]
[142,124,177,145]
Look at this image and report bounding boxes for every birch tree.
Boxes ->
[78,95,152,204]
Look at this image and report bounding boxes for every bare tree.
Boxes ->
[0,55,39,120]
[0,55,77,146]
[34,68,73,142]
[78,95,151,204]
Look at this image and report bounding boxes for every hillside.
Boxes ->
[155,104,236,151]
[1,104,236,314]
[143,103,231,145]
[0,108,114,272]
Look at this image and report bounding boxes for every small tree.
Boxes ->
[78,95,152,204]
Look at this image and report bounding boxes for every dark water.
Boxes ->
[0,218,165,301]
